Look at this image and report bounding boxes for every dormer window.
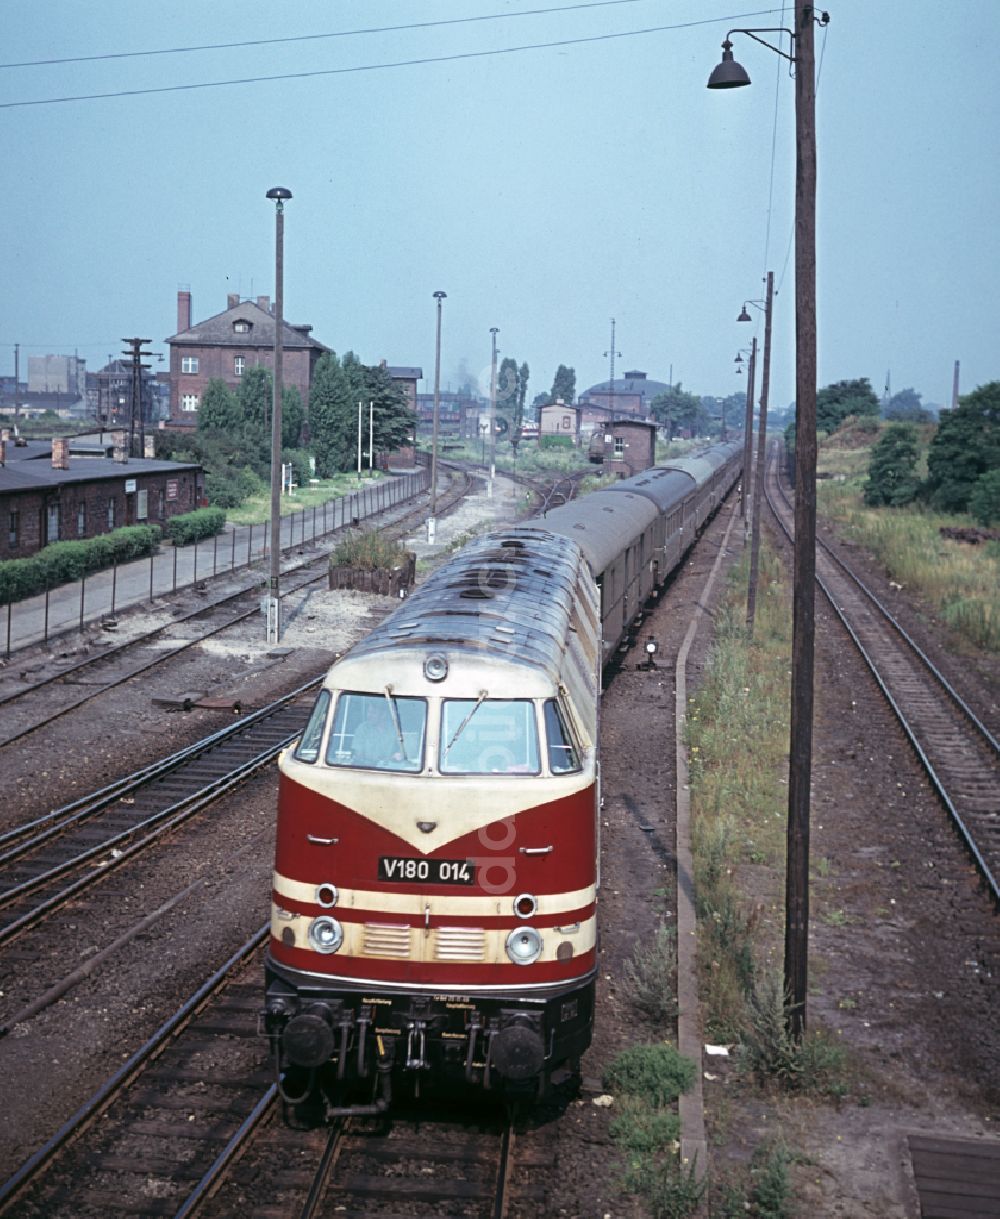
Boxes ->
[233,320,251,334]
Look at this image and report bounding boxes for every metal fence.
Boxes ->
[4,468,430,657]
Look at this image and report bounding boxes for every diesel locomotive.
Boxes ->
[262,441,742,1116]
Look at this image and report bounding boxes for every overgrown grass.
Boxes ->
[686,537,853,1213]
[816,435,1000,651]
[330,529,409,571]
[225,471,384,526]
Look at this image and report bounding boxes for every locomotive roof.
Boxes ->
[343,526,587,681]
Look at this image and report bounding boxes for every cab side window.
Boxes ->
[544,699,581,773]
[294,690,331,763]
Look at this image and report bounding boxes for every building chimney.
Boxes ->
[51,437,70,470]
[228,293,240,310]
[177,290,192,332]
[113,430,128,463]
[143,435,155,459]
[257,295,271,314]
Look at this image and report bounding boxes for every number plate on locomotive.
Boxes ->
[378,857,475,885]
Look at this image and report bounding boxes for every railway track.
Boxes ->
[0,680,318,1040]
[765,446,1000,903]
[1,917,545,1219]
[0,466,471,749]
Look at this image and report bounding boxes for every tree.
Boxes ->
[651,384,702,439]
[550,364,575,404]
[884,386,930,423]
[309,352,416,476]
[309,353,354,476]
[864,423,922,507]
[816,378,880,434]
[197,379,240,433]
[516,362,529,434]
[282,385,305,449]
[924,381,1000,513]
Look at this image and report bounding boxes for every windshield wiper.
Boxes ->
[383,686,407,758]
[443,690,488,759]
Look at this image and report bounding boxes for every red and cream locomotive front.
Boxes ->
[263,637,599,1107]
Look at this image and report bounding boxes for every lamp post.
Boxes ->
[489,326,499,496]
[428,290,446,542]
[265,185,291,645]
[739,271,775,634]
[709,7,827,1039]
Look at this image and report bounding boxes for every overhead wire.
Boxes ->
[2,1,687,70]
[0,8,788,110]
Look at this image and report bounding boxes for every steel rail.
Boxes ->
[765,448,999,904]
[0,925,269,1215]
[0,675,321,858]
[0,465,469,748]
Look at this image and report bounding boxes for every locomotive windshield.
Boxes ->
[439,699,540,775]
[325,692,426,772]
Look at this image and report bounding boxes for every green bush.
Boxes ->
[969,468,1000,527]
[0,524,161,605]
[165,507,227,547]
[604,1043,696,1107]
[539,434,575,450]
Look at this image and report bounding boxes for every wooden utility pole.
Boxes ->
[746,271,773,634]
[740,338,756,519]
[784,5,819,1040]
[122,338,152,458]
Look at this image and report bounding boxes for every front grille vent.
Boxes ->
[363,923,412,958]
[435,926,486,961]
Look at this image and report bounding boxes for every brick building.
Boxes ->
[0,433,202,561]
[576,370,671,430]
[587,419,657,477]
[166,290,330,423]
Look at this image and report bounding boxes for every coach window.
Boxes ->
[294,689,331,764]
[544,699,581,774]
[440,699,540,775]
[326,692,426,772]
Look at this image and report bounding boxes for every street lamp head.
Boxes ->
[266,186,292,200]
[707,39,751,89]
[433,290,447,301]
[738,305,753,322]
[490,326,499,335]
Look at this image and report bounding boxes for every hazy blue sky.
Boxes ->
[2,1,997,412]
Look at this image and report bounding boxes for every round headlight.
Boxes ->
[423,653,448,682]
[505,926,543,966]
[315,883,339,909]
[513,893,538,920]
[308,916,344,954]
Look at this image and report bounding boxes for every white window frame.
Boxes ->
[181,394,199,412]
[181,355,199,374]
[137,489,148,521]
[234,355,246,377]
